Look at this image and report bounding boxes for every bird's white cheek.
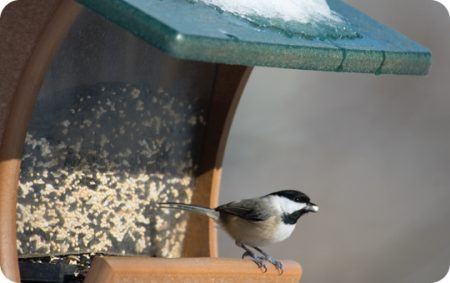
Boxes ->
[272,196,307,214]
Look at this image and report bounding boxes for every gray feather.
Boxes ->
[216,199,271,222]
[159,202,219,221]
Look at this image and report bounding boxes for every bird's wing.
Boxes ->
[215,199,271,222]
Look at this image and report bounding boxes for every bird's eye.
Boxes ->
[295,197,300,202]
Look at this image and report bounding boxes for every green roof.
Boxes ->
[77,0,431,75]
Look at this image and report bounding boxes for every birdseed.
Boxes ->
[17,83,207,258]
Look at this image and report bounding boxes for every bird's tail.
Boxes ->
[158,202,220,221]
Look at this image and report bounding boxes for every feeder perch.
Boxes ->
[0,0,430,282]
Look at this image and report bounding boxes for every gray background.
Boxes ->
[218,1,450,282]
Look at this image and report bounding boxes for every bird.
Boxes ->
[159,189,319,274]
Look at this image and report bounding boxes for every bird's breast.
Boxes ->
[271,222,296,243]
[221,215,296,247]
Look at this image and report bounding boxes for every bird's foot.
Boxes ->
[251,246,284,275]
[241,251,268,273]
[265,257,284,275]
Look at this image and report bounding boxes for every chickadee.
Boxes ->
[159,190,318,273]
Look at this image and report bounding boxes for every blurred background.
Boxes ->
[218,0,450,282]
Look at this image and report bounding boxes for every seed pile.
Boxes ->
[17,83,207,258]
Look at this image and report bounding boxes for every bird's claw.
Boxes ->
[249,246,285,275]
[270,259,284,275]
[241,251,252,259]
[241,252,268,273]
[254,259,268,273]
[262,255,284,275]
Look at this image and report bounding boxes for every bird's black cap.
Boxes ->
[267,190,311,204]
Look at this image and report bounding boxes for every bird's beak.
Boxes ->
[307,203,319,213]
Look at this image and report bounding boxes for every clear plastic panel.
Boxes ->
[17,9,216,258]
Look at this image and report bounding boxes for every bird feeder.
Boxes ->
[0,0,430,282]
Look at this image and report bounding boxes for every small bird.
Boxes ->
[159,190,318,273]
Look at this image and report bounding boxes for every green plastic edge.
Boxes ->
[76,0,431,75]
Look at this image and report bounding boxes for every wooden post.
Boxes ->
[183,65,252,257]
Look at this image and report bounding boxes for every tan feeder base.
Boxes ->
[85,257,302,283]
